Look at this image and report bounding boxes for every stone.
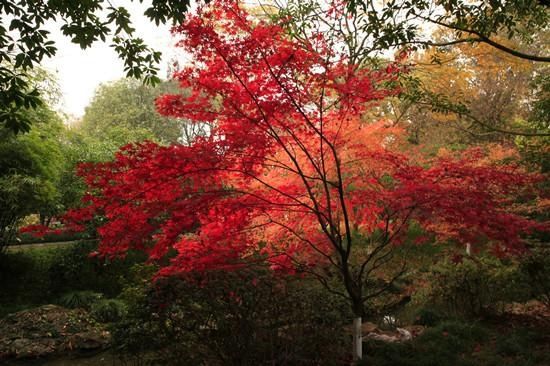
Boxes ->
[0,305,110,362]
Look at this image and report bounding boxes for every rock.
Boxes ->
[404,325,425,337]
[344,321,379,334]
[70,331,108,350]
[361,321,379,333]
[11,338,56,359]
[396,327,412,341]
[366,333,400,342]
[345,320,425,343]
[0,305,110,361]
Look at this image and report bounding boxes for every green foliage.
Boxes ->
[360,320,488,366]
[57,291,103,310]
[361,320,550,366]
[0,104,65,249]
[90,299,127,323]
[426,257,530,317]
[516,69,550,173]
[14,231,86,245]
[48,241,146,297]
[419,321,488,353]
[349,0,549,61]
[495,328,538,357]
[413,307,443,327]
[113,270,350,365]
[80,78,186,144]
[519,248,550,307]
[0,0,193,133]
[0,247,59,314]
[0,241,146,317]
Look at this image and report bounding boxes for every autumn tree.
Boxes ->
[390,35,548,149]
[35,1,546,361]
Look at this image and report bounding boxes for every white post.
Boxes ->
[353,316,363,362]
[466,243,471,256]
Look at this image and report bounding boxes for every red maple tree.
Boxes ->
[26,1,545,360]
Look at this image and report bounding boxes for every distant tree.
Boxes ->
[80,79,186,144]
[1,0,194,133]
[516,70,550,173]
[389,35,548,148]
[0,107,64,251]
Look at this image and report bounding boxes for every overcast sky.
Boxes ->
[42,2,181,119]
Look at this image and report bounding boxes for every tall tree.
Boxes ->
[0,0,194,133]
[0,106,64,251]
[393,35,547,148]
[80,79,187,144]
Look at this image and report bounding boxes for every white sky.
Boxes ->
[42,2,181,119]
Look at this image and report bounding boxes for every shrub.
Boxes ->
[48,240,146,297]
[0,240,146,317]
[57,291,103,310]
[0,248,59,309]
[519,248,550,307]
[113,269,350,365]
[90,299,127,323]
[13,231,87,245]
[413,307,443,327]
[361,319,550,366]
[361,320,488,366]
[427,256,528,317]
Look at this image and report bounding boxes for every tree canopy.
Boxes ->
[1,0,193,133]
[2,0,549,134]
[80,78,186,144]
[346,0,550,62]
[0,104,64,250]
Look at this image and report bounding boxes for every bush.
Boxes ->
[427,256,528,317]
[413,307,443,327]
[91,299,127,323]
[361,319,550,366]
[13,231,87,244]
[519,248,550,307]
[0,247,59,311]
[361,321,488,366]
[0,240,146,317]
[113,269,350,365]
[57,291,103,310]
[48,240,146,297]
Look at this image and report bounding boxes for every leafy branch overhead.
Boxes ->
[0,0,193,133]
[347,0,550,62]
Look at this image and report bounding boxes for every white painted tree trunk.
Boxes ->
[466,243,471,256]
[353,316,363,362]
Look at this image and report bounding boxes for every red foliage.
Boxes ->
[29,0,544,277]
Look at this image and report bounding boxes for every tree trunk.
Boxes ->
[352,316,363,362]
